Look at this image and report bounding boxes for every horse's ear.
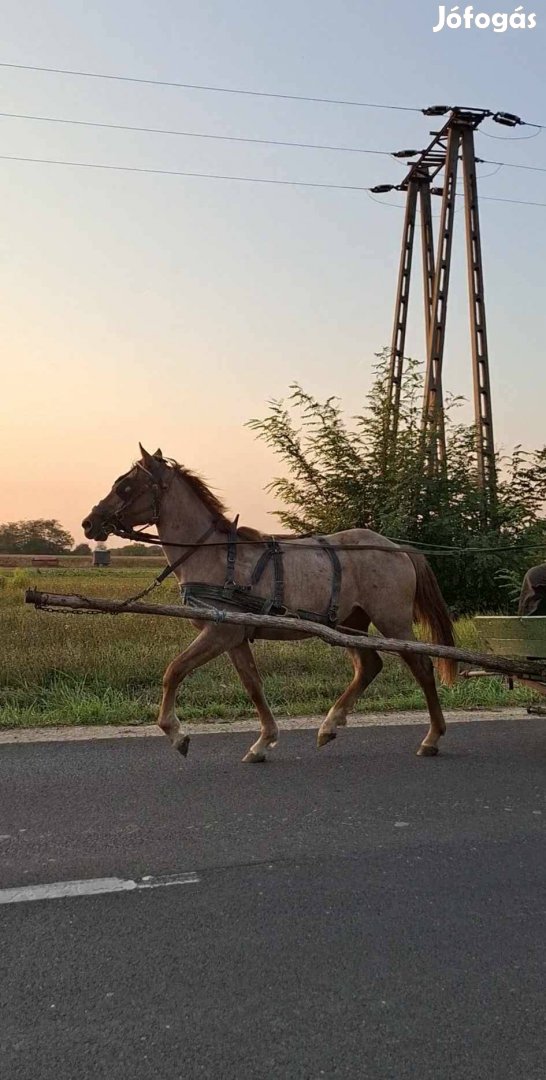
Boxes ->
[138,443,159,471]
[153,448,163,460]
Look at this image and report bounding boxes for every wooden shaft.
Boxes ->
[24,589,546,683]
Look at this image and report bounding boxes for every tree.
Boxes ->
[0,519,74,555]
[73,543,92,556]
[248,350,546,614]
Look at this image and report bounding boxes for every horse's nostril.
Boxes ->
[82,518,92,532]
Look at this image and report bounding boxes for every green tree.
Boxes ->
[248,351,546,614]
[72,543,92,556]
[0,519,74,555]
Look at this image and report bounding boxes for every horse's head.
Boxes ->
[82,445,170,541]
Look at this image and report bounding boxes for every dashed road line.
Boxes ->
[0,871,200,905]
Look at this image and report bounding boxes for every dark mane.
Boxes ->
[167,458,265,538]
[168,460,231,527]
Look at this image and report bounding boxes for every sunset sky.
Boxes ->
[1,1,545,545]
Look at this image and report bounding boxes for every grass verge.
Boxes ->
[0,567,536,728]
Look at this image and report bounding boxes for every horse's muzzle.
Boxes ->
[82,513,111,542]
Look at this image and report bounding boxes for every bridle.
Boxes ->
[87,461,535,562]
[90,462,174,544]
[88,461,226,603]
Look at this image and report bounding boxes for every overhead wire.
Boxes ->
[0,61,422,112]
[5,112,544,178]
[481,157,546,174]
[0,110,396,157]
[480,126,542,141]
[480,194,546,207]
[0,76,544,206]
[0,153,374,191]
[1,153,546,206]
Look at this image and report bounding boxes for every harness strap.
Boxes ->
[251,539,285,612]
[155,521,218,584]
[314,535,342,626]
[224,516,241,593]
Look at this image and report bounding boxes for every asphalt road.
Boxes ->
[1,719,546,1080]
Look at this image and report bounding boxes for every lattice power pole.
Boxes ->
[379,106,513,521]
[384,172,437,449]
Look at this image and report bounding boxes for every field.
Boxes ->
[0,566,537,729]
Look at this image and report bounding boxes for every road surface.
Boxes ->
[1,718,545,1079]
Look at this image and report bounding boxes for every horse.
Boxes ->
[82,445,457,763]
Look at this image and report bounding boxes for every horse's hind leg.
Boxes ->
[400,651,447,756]
[317,647,383,748]
[229,641,279,763]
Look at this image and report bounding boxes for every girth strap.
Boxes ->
[314,535,342,626]
[250,539,285,612]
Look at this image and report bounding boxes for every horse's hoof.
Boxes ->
[174,735,190,757]
[317,731,336,749]
[242,750,266,763]
[417,744,439,757]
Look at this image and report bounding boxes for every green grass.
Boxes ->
[0,566,536,729]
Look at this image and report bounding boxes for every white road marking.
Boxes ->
[0,871,199,905]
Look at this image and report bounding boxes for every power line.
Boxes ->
[480,194,546,207]
[2,69,544,142]
[473,163,503,179]
[480,127,542,141]
[482,157,546,174]
[0,61,421,112]
[0,110,394,157]
[2,152,545,206]
[4,110,546,178]
[0,153,373,191]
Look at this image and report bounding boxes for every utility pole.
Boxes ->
[385,172,435,451]
[378,105,518,520]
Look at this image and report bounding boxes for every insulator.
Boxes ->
[493,111,522,127]
[430,187,444,196]
[391,149,419,158]
[422,106,450,117]
[370,184,395,193]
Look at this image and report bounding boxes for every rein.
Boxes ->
[110,526,544,559]
[93,462,546,595]
[116,520,219,607]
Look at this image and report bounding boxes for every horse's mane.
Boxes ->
[166,457,262,537]
[167,458,263,538]
[167,460,227,519]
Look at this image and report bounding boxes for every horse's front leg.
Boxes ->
[229,641,279,763]
[158,625,245,756]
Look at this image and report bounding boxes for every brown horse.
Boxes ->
[82,446,457,763]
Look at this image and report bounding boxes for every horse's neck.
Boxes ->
[157,473,225,554]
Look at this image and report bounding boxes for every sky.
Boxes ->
[1,0,545,545]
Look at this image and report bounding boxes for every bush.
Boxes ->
[248,350,546,614]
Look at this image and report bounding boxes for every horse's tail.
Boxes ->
[408,552,457,686]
